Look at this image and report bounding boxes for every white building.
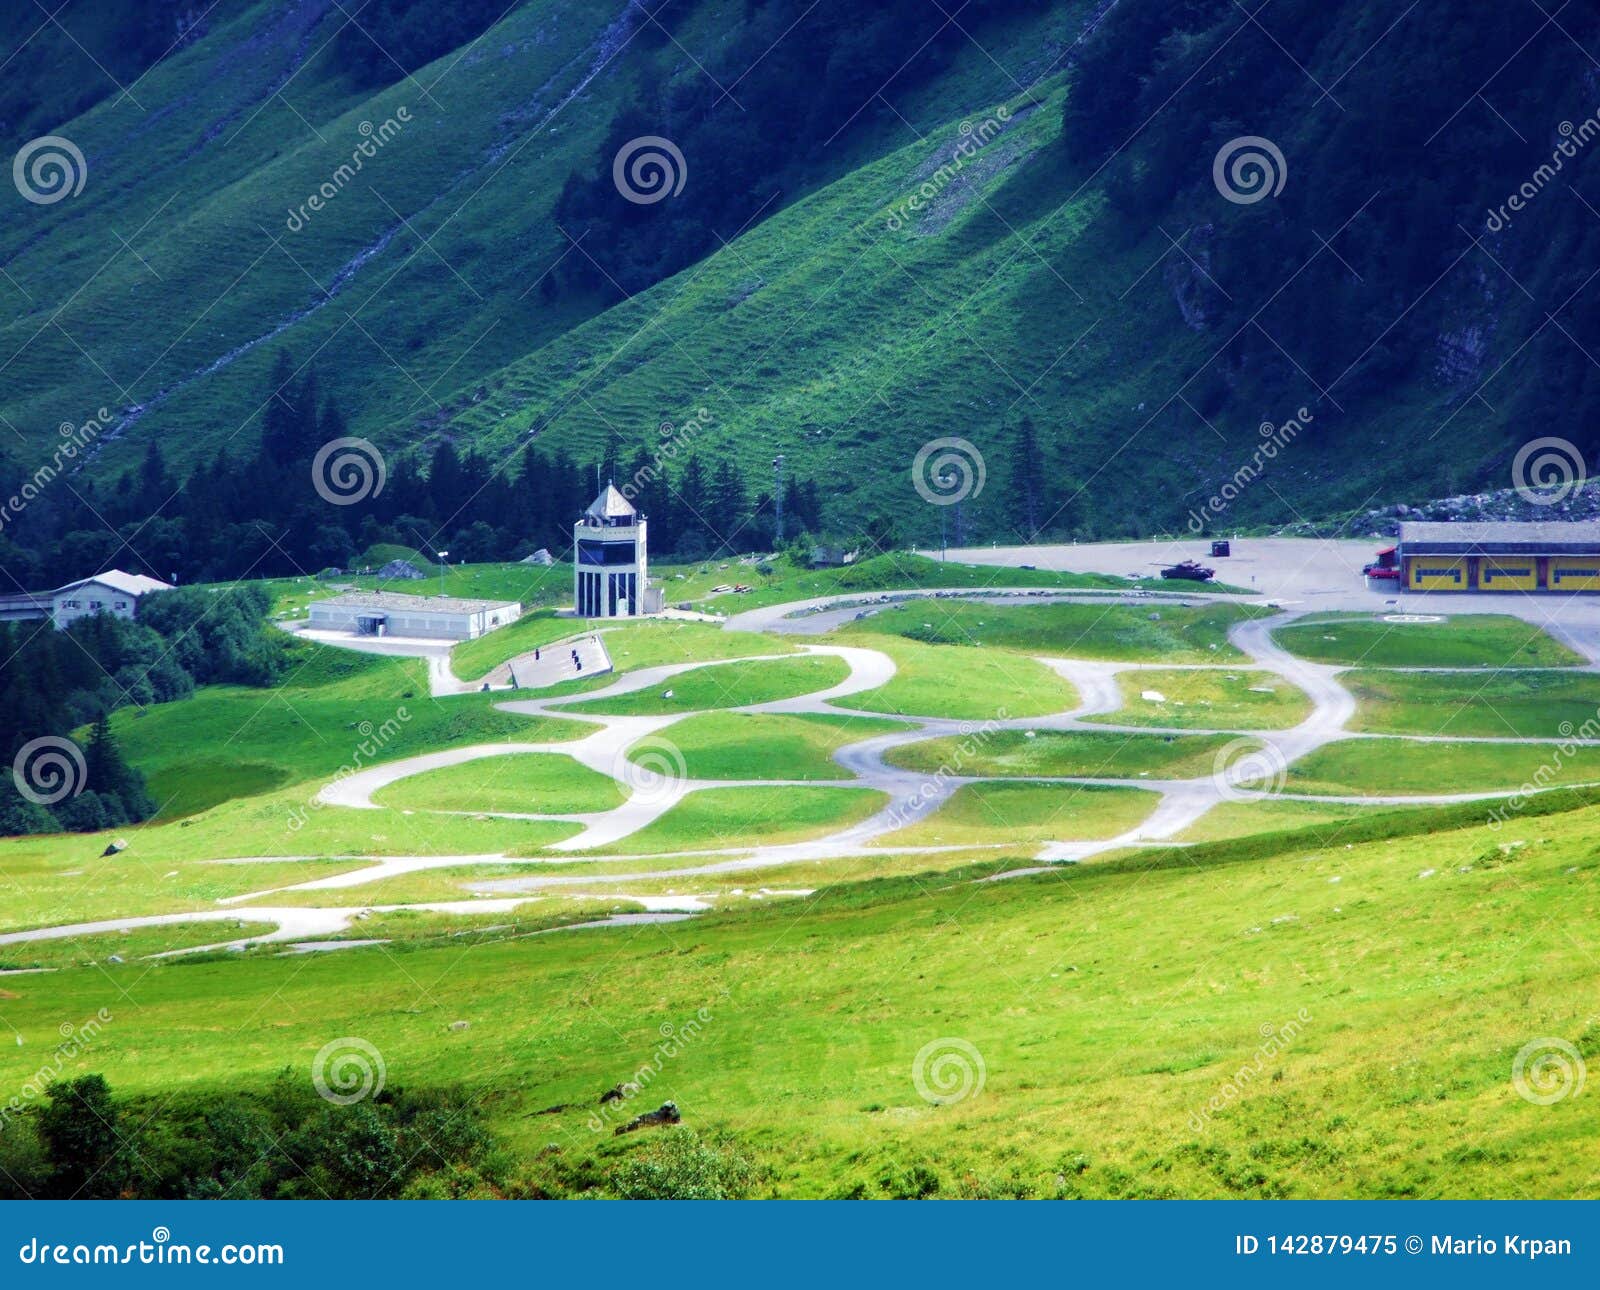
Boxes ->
[307,590,521,641]
[51,570,173,628]
[574,484,654,618]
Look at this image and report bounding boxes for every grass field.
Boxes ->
[114,641,584,818]
[14,565,1600,1199]
[557,655,848,716]
[887,730,1254,780]
[373,754,626,816]
[575,786,886,855]
[1273,615,1583,668]
[1344,669,1600,738]
[643,712,910,781]
[1282,737,1600,796]
[839,634,1078,720]
[1087,669,1312,730]
[4,800,1596,1197]
[846,600,1262,662]
[874,782,1158,848]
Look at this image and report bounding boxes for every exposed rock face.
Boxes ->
[1164,224,1216,332]
[376,559,428,580]
[1279,481,1600,538]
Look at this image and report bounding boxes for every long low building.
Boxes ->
[1399,520,1600,592]
[307,590,522,640]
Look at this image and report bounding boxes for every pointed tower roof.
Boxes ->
[585,483,636,520]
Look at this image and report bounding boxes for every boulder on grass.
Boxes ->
[614,1101,680,1135]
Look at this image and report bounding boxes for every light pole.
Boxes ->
[437,549,449,598]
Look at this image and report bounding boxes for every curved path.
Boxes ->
[18,580,1600,957]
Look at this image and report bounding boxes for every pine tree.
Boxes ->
[1011,416,1041,542]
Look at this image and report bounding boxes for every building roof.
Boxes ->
[54,569,173,598]
[1399,520,1600,556]
[584,483,636,520]
[313,591,520,615]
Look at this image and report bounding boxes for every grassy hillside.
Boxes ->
[8,0,1588,549]
[0,0,1095,487]
[3,804,1596,1197]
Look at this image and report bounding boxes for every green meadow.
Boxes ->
[1273,615,1583,669]
[1088,669,1312,730]
[1344,669,1600,738]
[887,730,1252,781]
[848,600,1263,662]
[4,801,1597,1197]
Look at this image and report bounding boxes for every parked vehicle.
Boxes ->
[1156,560,1216,582]
[1363,546,1400,581]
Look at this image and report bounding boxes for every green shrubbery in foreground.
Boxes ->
[0,1074,767,1200]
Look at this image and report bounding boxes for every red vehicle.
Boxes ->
[1363,546,1400,581]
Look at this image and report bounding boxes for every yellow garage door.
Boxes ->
[1550,558,1600,591]
[1410,558,1468,590]
[1480,561,1537,591]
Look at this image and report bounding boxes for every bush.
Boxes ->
[609,1128,758,1199]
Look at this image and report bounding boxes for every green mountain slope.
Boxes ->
[0,0,1091,486]
[4,0,1598,547]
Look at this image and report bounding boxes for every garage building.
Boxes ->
[308,590,522,639]
[1399,520,1600,592]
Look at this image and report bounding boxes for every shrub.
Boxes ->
[609,1128,758,1199]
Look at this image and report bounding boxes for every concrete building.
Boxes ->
[0,569,173,628]
[574,484,656,618]
[1399,520,1600,591]
[308,590,521,640]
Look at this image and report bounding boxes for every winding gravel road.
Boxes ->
[15,551,1600,957]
